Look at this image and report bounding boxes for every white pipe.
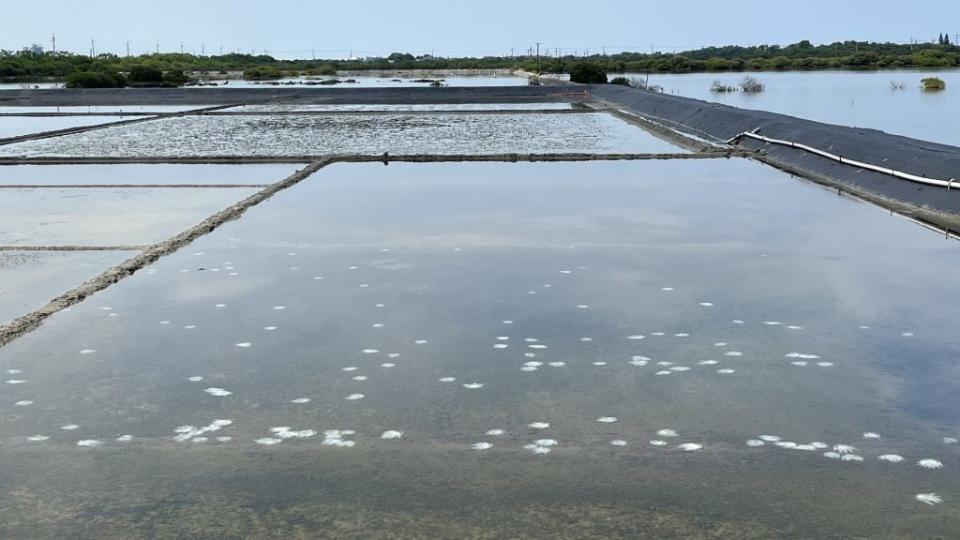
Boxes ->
[727,130,957,189]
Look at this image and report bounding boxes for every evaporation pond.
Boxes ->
[0,116,136,139]
[0,163,304,186]
[0,187,259,246]
[0,158,957,538]
[0,112,682,157]
[0,249,137,325]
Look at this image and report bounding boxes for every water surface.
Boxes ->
[0,116,135,139]
[0,163,303,186]
[0,159,956,538]
[622,69,960,146]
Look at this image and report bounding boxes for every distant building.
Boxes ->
[23,43,44,55]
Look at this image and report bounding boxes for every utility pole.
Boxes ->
[51,33,56,53]
[536,42,541,74]
[89,38,95,57]
[180,42,184,54]
[125,40,130,57]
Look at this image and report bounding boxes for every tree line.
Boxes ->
[1,40,958,85]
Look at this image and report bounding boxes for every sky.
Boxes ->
[5,0,959,58]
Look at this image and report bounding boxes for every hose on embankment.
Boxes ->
[727,129,959,190]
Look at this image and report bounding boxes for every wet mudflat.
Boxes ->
[0,159,957,538]
[0,112,681,157]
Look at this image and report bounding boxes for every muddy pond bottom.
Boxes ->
[0,160,957,538]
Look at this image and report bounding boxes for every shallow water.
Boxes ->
[0,250,136,325]
[0,159,957,538]
[0,105,207,114]
[616,69,960,146]
[0,113,680,157]
[0,116,136,139]
[0,163,302,186]
[234,102,574,112]
[0,82,63,91]
[0,187,259,246]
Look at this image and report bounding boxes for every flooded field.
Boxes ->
[0,159,957,538]
[0,113,678,157]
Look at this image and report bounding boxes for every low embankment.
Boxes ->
[4,84,959,229]
[0,86,587,106]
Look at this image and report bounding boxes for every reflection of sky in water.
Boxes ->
[612,69,960,146]
[0,159,957,536]
[0,163,302,186]
[0,113,681,157]
[0,115,137,139]
[0,187,259,245]
[0,250,136,325]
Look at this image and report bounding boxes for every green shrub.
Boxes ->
[609,76,631,86]
[128,65,164,84]
[162,70,189,85]
[922,77,946,91]
[569,62,607,84]
[65,71,124,88]
[243,65,284,80]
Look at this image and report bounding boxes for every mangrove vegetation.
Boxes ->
[2,40,959,85]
